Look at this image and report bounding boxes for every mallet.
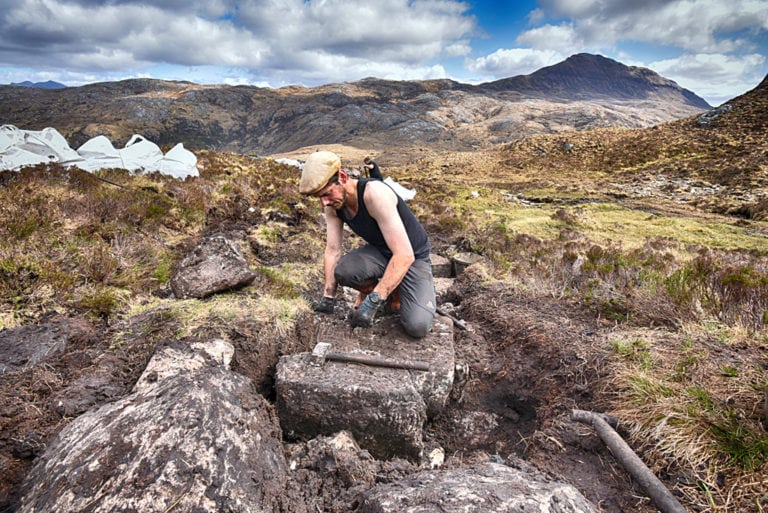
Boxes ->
[310,342,430,371]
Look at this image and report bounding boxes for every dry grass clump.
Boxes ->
[0,154,319,329]
[604,325,768,513]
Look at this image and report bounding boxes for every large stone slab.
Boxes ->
[358,460,598,513]
[276,314,454,460]
[0,316,97,372]
[20,339,294,513]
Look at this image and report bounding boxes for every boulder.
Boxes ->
[19,339,295,513]
[170,235,256,298]
[275,315,454,460]
[358,460,598,513]
[0,316,97,373]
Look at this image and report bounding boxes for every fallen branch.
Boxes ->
[570,409,686,513]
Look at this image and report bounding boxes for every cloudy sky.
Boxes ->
[1,0,766,106]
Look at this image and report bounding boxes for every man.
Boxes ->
[299,150,435,338]
[362,156,383,180]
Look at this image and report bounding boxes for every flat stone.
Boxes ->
[276,315,454,460]
[451,251,485,276]
[430,253,452,278]
[359,461,598,513]
[0,316,96,372]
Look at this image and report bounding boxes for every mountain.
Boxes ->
[495,68,767,199]
[481,53,710,109]
[0,54,710,155]
[9,80,67,89]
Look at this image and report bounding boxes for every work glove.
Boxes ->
[313,296,335,314]
[351,291,383,328]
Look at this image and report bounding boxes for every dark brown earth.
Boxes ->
[0,260,658,512]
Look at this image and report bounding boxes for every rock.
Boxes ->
[430,253,452,278]
[696,104,733,127]
[451,252,485,276]
[170,235,256,298]
[358,460,598,513]
[0,316,97,373]
[275,316,455,460]
[19,339,295,513]
[285,431,419,512]
[434,277,454,302]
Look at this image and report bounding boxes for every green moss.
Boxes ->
[611,337,654,369]
[257,265,302,299]
[152,250,175,284]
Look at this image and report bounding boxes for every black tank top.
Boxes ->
[337,179,430,260]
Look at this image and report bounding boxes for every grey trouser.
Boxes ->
[334,245,436,338]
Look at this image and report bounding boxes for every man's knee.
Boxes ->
[402,314,433,338]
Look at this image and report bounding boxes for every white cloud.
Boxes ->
[527,8,546,25]
[445,41,472,58]
[650,52,766,104]
[465,48,564,79]
[535,0,768,53]
[515,23,587,53]
[0,0,476,85]
[235,0,476,69]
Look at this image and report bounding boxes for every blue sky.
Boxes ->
[0,0,766,106]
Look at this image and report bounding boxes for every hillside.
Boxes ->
[0,54,708,156]
[483,53,710,108]
[0,68,765,513]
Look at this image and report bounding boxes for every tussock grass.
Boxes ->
[605,326,768,512]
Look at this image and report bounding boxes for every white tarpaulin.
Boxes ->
[384,176,416,201]
[0,125,198,179]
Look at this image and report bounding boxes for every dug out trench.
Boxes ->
[211,268,659,513]
[0,269,656,512]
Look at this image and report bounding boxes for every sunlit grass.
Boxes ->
[607,323,768,512]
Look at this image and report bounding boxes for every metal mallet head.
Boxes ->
[310,341,332,366]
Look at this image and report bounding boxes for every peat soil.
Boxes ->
[0,269,661,513]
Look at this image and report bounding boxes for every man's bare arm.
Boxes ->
[364,182,415,299]
[323,207,344,297]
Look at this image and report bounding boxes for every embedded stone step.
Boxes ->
[275,314,455,460]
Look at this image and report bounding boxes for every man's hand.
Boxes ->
[313,296,335,314]
[351,291,383,328]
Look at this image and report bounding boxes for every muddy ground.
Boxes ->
[0,258,666,513]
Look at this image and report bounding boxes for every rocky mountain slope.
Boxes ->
[0,54,709,155]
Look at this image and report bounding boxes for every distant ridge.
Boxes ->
[0,53,711,155]
[10,80,67,89]
[481,53,710,109]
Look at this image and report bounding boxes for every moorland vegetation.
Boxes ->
[0,76,767,512]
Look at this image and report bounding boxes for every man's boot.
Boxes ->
[354,283,376,308]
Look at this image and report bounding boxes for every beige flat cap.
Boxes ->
[299,150,341,195]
